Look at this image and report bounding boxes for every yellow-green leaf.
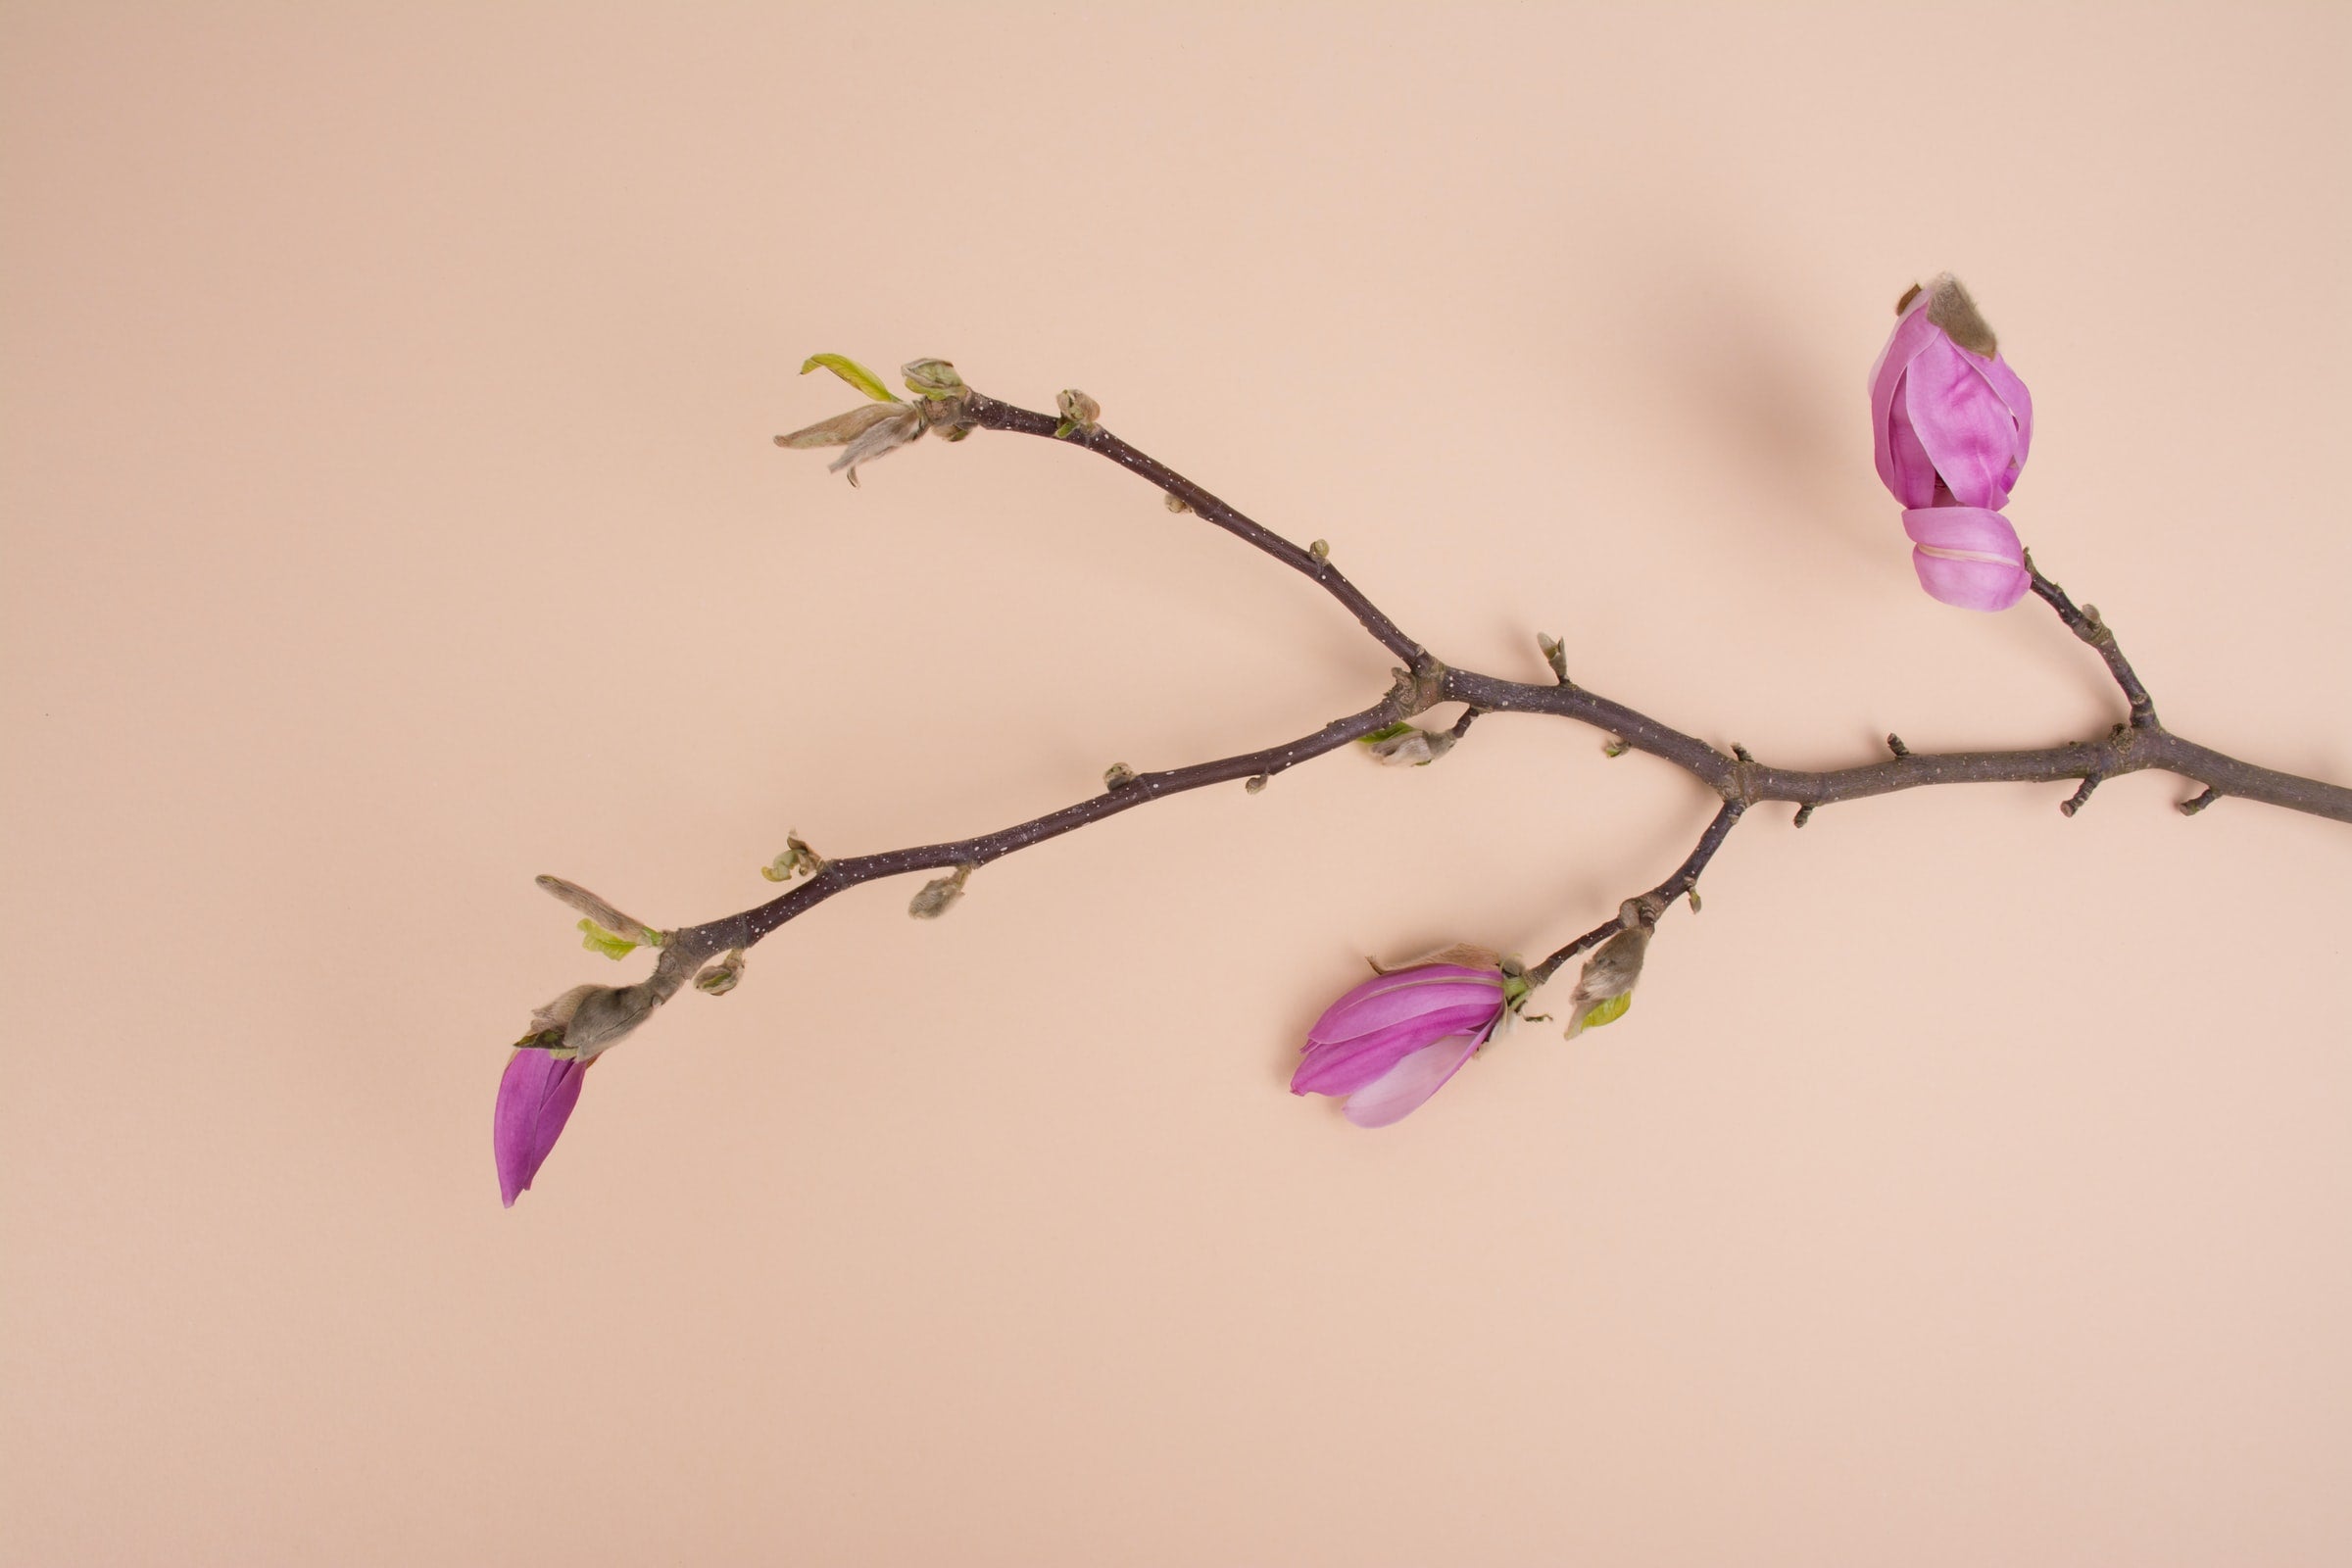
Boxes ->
[1579,993,1633,1031]
[577,918,639,961]
[799,354,902,404]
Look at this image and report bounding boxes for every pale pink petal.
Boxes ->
[1902,337,2026,510]
[1341,1029,1485,1129]
[1903,507,2030,612]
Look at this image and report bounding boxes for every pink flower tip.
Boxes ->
[495,1047,588,1206]
[1903,507,2031,612]
[1291,960,1508,1128]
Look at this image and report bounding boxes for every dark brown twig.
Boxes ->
[2025,551,2159,729]
[626,394,2352,1003]
[1524,803,1748,986]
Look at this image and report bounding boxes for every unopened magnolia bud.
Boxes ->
[1054,388,1101,438]
[1562,906,1652,1040]
[1103,762,1138,791]
[1362,725,1455,767]
[908,864,974,919]
[694,949,746,996]
[1164,492,1192,514]
[1602,738,1629,759]
[902,358,965,398]
[1308,539,1330,563]
[1871,272,2032,613]
[1245,772,1268,794]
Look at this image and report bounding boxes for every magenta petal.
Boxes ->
[1901,337,2026,510]
[495,1049,587,1207]
[1295,1008,1490,1096]
[1978,353,2033,471]
[1341,1029,1485,1128]
[1306,966,1504,1044]
[1868,301,1944,505]
[1882,392,1941,509]
[1903,507,2030,612]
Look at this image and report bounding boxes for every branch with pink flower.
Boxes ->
[493,277,2352,1205]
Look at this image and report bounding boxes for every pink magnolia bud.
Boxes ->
[1870,275,2034,512]
[1870,275,2035,612]
[1291,960,1507,1128]
[494,1047,587,1207]
[1903,506,2031,612]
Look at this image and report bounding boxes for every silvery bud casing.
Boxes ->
[1563,902,1652,1039]
[1363,726,1456,767]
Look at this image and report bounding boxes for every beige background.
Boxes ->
[5,3,2349,1563]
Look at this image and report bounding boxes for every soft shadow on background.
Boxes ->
[5,4,2350,1565]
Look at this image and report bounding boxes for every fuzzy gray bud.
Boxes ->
[1364,726,1456,767]
[1563,902,1652,1039]
[907,864,974,919]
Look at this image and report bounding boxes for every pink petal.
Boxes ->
[1294,1007,1494,1096]
[1869,300,1945,506]
[1882,391,1942,509]
[495,1049,588,1207]
[1901,337,2027,510]
[1305,966,1504,1044]
[1903,507,2030,612]
[1341,1029,1486,1128]
[1979,353,2034,470]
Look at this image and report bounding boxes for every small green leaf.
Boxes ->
[1360,722,1415,746]
[1579,993,1633,1031]
[800,354,903,404]
[577,918,639,961]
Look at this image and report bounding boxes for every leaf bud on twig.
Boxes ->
[694,949,746,997]
[907,863,975,919]
[1359,723,1456,767]
[760,833,826,883]
[1563,901,1653,1039]
[902,358,966,398]
[1054,388,1101,438]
